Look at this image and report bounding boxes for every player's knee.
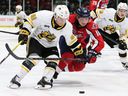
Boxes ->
[46,62,57,70]
[22,59,35,71]
[119,53,127,58]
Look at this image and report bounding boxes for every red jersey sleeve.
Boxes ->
[86,19,104,53]
[89,0,99,11]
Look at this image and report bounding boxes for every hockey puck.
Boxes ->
[79,91,85,94]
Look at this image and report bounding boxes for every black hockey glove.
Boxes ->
[15,22,22,27]
[87,49,98,63]
[118,40,127,50]
[18,34,28,45]
[18,28,30,45]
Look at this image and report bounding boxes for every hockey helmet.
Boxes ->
[117,2,128,11]
[16,5,22,12]
[54,5,70,19]
[76,7,91,18]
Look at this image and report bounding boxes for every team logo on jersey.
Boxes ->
[37,31,56,42]
[92,23,98,29]
[103,25,116,33]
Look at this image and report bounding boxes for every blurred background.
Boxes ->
[0,0,127,15]
[0,0,127,27]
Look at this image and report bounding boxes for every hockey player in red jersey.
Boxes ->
[89,0,109,19]
[53,7,104,79]
[89,0,109,11]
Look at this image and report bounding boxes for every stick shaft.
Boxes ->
[0,30,19,35]
[5,43,87,61]
[0,41,22,64]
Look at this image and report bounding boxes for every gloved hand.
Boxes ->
[118,40,127,50]
[15,22,19,27]
[18,34,28,45]
[87,49,98,63]
[15,22,22,27]
[18,29,30,45]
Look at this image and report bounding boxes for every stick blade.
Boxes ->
[5,43,24,60]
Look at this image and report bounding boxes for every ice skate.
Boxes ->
[35,77,53,90]
[122,62,128,70]
[8,75,21,89]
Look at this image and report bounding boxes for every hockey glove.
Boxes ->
[87,49,97,63]
[18,28,30,45]
[15,22,23,27]
[118,40,127,50]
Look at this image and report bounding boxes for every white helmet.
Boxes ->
[16,5,22,12]
[54,5,70,19]
[117,2,128,11]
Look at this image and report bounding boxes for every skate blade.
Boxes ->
[35,85,52,90]
[8,83,19,89]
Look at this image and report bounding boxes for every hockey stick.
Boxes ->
[98,29,119,44]
[0,30,19,35]
[5,43,87,61]
[0,41,22,64]
[98,29,128,50]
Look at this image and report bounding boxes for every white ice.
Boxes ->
[0,28,128,96]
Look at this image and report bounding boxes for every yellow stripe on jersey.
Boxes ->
[125,30,128,37]
[24,13,37,28]
[20,29,30,35]
[73,44,83,56]
[68,34,83,56]
[27,17,33,27]
[69,34,77,46]
[30,13,37,21]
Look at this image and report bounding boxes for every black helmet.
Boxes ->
[76,7,90,18]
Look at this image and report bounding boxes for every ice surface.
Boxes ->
[0,28,128,96]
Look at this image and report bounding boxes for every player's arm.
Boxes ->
[87,20,104,53]
[68,34,84,56]
[15,15,23,27]
[18,13,36,45]
[64,24,85,60]
[119,27,128,41]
